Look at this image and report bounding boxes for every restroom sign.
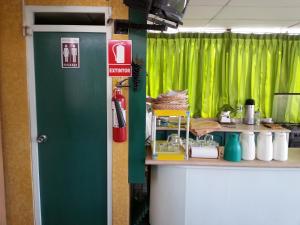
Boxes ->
[61,38,80,68]
[108,40,132,77]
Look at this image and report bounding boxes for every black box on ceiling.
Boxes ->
[114,19,167,34]
[123,0,153,13]
[150,0,190,25]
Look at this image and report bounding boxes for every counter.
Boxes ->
[192,122,291,133]
[157,120,291,133]
[146,148,300,168]
[148,148,300,225]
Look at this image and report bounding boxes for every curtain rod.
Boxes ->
[148,27,300,35]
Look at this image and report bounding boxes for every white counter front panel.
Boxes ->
[150,166,300,225]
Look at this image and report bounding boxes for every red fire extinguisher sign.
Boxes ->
[108,40,132,77]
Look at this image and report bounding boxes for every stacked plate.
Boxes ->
[152,90,188,110]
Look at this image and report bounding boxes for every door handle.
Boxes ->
[37,135,48,144]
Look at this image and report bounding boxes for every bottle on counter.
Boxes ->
[257,132,273,161]
[240,131,256,160]
[224,133,242,162]
[273,132,288,161]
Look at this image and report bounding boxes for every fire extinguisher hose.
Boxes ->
[114,99,126,128]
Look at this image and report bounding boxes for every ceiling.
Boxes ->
[182,0,300,31]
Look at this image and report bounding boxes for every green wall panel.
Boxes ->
[128,9,147,183]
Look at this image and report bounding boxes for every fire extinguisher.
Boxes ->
[112,42,125,64]
[112,87,127,142]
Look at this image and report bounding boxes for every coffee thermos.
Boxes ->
[244,99,255,125]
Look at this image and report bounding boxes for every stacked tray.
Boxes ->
[152,90,188,110]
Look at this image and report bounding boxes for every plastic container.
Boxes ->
[273,132,288,161]
[240,131,256,160]
[257,132,273,161]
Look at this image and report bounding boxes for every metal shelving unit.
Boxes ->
[151,110,190,160]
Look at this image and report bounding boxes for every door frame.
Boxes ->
[0,111,7,224]
[24,6,113,225]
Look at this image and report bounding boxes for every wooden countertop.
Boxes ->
[209,123,291,133]
[145,148,300,168]
[156,123,291,133]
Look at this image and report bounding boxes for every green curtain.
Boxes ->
[147,33,300,122]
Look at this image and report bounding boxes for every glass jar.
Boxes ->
[167,134,182,152]
[235,104,244,124]
[255,111,261,125]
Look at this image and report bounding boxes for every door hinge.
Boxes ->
[23,26,33,36]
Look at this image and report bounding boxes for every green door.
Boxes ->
[34,32,107,225]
